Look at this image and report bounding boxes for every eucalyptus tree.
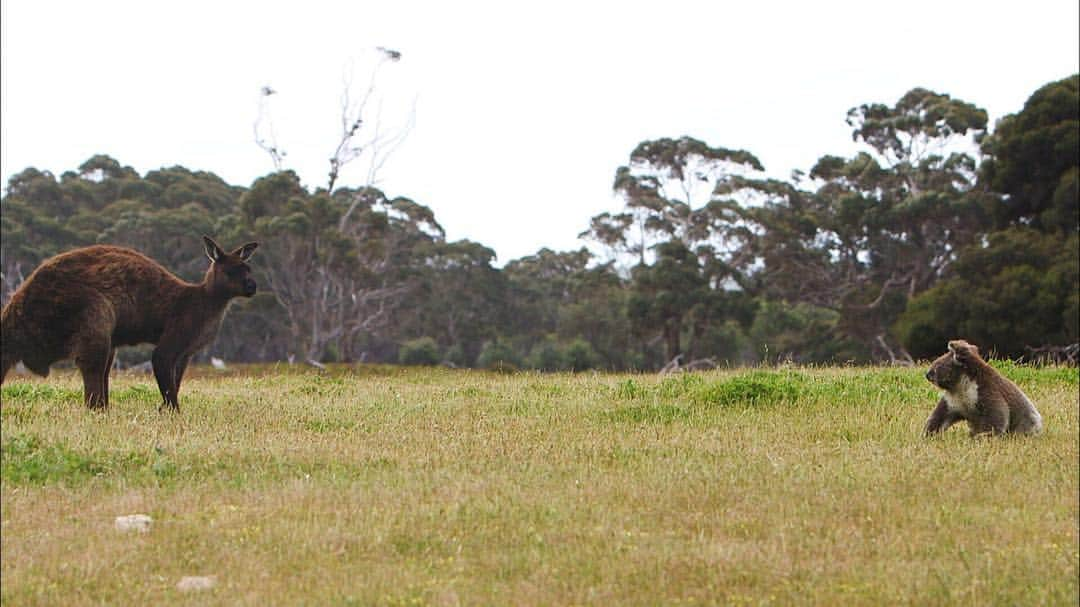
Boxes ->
[627,240,710,364]
[728,88,991,362]
[503,247,636,369]
[401,239,509,366]
[581,136,765,266]
[503,247,593,343]
[898,75,1080,358]
[980,74,1078,234]
[579,137,766,366]
[1,169,81,303]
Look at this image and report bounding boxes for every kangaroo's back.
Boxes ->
[1,245,187,376]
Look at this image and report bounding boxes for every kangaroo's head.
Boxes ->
[203,236,259,299]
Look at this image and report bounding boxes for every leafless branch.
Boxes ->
[860,271,913,310]
[875,335,914,366]
[328,48,410,195]
[659,354,684,375]
[253,85,285,171]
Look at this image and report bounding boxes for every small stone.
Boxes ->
[176,576,216,591]
[114,514,152,533]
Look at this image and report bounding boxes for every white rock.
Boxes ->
[176,576,216,591]
[211,357,227,370]
[114,514,153,533]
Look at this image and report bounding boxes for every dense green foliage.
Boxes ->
[2,77,1076,368]
[899,75,1080,359]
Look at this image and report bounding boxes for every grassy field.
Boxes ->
[1,363,1077,606]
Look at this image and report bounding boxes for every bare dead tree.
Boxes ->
[659,354,684,375]
[875,334,914,366]
[328,46,413,196]
[253,85,285,171]
[247,47,420,363]
[251,48,415,219]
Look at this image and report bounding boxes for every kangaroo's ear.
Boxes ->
[203,235,225,263]
[232,242,259,261]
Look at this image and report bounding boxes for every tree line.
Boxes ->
[2,75,1076,369]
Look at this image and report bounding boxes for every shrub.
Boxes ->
[476,339,521,372]
[527,338,564,371]
[563,339,598,371]
[398,337,441,366]
[443,344,469,368]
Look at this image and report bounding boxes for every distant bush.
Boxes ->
[896,230,1079,360]
[443,344,469,368]
[527,338,564,371]
[563,339,598,371]
[477,339,521,372]
[750,300,869,364]
[398,337,441,366]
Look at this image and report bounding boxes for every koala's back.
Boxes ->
[986,372,1042,434]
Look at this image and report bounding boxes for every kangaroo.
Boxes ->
[1,236,258,411]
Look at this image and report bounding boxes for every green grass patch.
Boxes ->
[0,434,107,484]
[111,383,159,406]
[602,402,691,424]
[290,374,348,397]
[691,370,806,407]
[1,383,81,404]
[990,358,1080,387]
[613,369,808,407]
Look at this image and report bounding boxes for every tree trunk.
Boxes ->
[664,319,682,364]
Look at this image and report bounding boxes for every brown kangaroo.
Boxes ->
[1,236,258,411]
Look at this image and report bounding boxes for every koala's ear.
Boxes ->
[948,340,978,365]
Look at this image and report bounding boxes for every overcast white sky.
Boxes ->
[2,0,1078,263]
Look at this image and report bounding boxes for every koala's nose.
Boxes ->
[925,370,933,382]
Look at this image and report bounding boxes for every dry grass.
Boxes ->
[1,364,1077,606]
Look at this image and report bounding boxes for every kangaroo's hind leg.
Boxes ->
[152,341,185,412]
[75,335,112,409]
[101,348,117,406]
[72,299,116,410]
